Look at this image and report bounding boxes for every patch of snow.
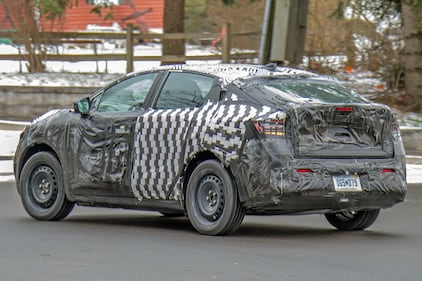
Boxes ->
[0,72,121,87]
[0,130,21,157]
[406,164,422,184]
[86,22,123,32]
[0,42,222,74]
[396,112,422,128]
[0,175,15,182]
[0,160,13,175]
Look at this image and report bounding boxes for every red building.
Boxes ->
[0,0,163,32]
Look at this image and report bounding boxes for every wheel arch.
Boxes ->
[17,144,61,193]
[182,151,245,210]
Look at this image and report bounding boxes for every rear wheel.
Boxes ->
[325,209,380,231]
[186,160,245,235]
[19,152,74,221]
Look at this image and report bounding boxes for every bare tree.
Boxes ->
[3,0,47,72]
[1,0,111,73]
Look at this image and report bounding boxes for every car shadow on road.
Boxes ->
[57,212,404,240]
[235,221,402,240]
[65,213,194,232]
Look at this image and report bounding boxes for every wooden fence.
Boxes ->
[0,23,260,73]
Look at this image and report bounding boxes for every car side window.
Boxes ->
[97,72,158,112]
[155,72,215,109]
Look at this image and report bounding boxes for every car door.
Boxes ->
[68,72,160,198]
[131,71,217,201]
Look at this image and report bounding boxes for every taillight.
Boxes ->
[253,119,285,137]
[296,168,313,173]
[381,168,395,173]
[336,107,354,112]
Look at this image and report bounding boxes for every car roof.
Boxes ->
[162,63,315,77]
[129,64,324,85]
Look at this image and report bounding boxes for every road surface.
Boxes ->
[1,182,421,281]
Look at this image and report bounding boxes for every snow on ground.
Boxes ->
[407,164,422,184]
[0,161,14,182]
[0,130,20,157]
[0,129,20,182]
[0,72,121,87]
[0,42,223,75]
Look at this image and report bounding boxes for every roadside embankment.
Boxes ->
[401,127,422,163]
[0,85,99,120]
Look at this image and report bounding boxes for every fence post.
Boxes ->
[126,24,134,73]
[222,22,231,63]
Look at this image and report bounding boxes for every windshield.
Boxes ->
[259,79,368,104]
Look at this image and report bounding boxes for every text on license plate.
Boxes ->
[333,175,362,192]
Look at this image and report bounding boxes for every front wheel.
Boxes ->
[325,209,380,231]
[19,152,74,221]
[185,160,245,235]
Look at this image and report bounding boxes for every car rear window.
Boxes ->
[260,79,368,104]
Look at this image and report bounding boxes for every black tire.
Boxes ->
[185,160,245,235]
[19,152,74,221]
[325,209,380,231]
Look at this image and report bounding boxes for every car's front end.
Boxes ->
[14,109,70,194]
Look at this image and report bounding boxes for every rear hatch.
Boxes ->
[290,104,394,158]
[237,76,396,158]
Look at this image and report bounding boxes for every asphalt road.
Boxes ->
[1,182,421,281]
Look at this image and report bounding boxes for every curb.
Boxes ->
[0,156,13,161]
[0,120,29,130]
[406,155,422,165]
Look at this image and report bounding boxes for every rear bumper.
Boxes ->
[232,139,407,214]
[244,191,405,215]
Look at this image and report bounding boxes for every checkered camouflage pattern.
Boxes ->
[130,93,275,201]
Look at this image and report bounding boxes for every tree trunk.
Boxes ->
[161,0,185,65]
[402,1,422,113]
[3,0,46,72]
[22,1,46,72]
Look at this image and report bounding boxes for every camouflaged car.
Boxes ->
[14,64,407,235]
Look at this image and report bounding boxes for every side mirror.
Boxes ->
[74,98,90,115]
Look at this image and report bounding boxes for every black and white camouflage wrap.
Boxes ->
[130,93,280,201]
[157,64,317,87]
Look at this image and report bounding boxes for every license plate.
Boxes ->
[333,175,362,192]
